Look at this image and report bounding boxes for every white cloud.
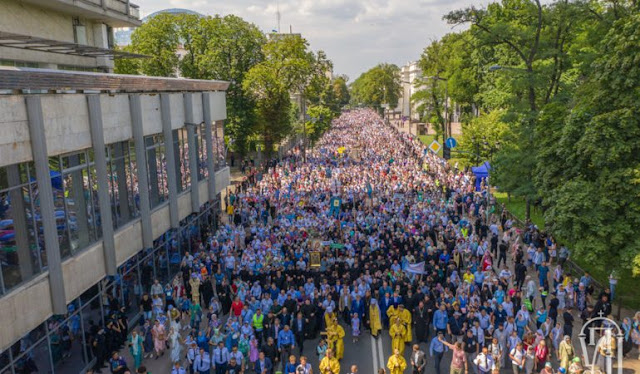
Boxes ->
[133,0,477,79]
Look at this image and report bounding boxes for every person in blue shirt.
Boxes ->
[193,348,211,374]
[278,324,295,364]
[172,362,187,374]
[433,305,449,335]
[109,352,129,374]
[473,269,485,289]
[284,354,298,374]
[429,331,449,374]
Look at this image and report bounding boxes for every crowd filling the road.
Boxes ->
[83,110,640,374]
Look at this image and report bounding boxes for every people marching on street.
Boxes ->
[52,109,640,374]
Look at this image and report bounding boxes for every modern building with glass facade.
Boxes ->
[0,1,232,373]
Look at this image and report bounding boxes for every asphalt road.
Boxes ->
[120,319,465,374]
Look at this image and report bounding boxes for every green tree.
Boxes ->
[243,34,315,156]
[412,36,455,144]
[113,46,141,74]
[124,13,182,76]
[332,75,350,108]
[303,105,334,145]
[541,12,640,275]
[350,63,401,113]
[458,109,512,166]
[195,15,266,156]
[445,0,589,219]
[115,14,267,156]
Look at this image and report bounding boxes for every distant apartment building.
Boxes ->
[397,61,422,122]
[0,1,231,373]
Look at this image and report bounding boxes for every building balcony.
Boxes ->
[20,0,141,27]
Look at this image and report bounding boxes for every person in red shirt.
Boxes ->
[231,296,244,317]
[534,340,550,371]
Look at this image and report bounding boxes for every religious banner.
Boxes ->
[406,262,426,274]
[310,251,322,267]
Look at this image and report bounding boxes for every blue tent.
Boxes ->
[30,170,63,190]
[472,162,491,191]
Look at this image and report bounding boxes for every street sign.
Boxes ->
[428,140,441,154]
[445,137,458,148]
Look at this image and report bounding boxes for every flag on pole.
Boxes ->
[406,262,426,274]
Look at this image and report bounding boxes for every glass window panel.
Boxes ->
[107,141,139,229]
[49,310,86,374]
[197,125,206,181]
[128,141,140,214]
[120,260,141,321]
[48,157,71,258]
[15,338,49,374]
[0,163,42,294]
[86,163,101,241]
[61,152,97,254]
[168,230,181,276]
[154,244,169,285]
[145,135,168,208]
[80,296,100,365]
[0,350,10,373]
[12,324,48,374]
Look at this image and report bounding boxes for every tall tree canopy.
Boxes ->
[115,14,338,156]
[416,0,640,277]
[350,63,401,113]
[243,35,316,156]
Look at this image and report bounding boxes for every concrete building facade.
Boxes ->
[0,0,141,72]
[0,2,232,373]
[0,68,231,374]
[398,61,422,122]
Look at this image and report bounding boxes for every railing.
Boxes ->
[76,0,141,20]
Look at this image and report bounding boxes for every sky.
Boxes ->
[132,0,481,80]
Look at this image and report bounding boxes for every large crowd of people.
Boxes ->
[84,110,639,374]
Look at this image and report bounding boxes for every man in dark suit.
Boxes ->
[410,344,427,374]
[260,338,278,369]
[292,312,306,355]
[351,295,365,320]
[280,307,293,327]
[267,319,283,347]
[255,351,273,374]
[380,292,392,329]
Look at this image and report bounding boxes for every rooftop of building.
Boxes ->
[0,66,229,93]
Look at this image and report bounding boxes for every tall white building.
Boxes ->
[398,61,422,121]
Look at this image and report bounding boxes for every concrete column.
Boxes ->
[113,142,131,223]
[186,124,199,212]
[160,94,179,229]
[202,93,216,202]
[25,96,66,314]
[129,94,153,249]
[6,164,34,281]
[184,93,199,213]
[87,95,117,275]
